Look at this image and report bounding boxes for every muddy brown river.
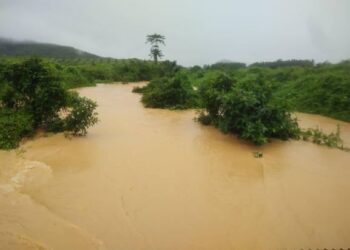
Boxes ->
[1,83,350,250]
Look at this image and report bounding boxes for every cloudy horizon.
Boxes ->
[1,0,350,66]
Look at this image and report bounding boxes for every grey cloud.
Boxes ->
[0,0,349,65]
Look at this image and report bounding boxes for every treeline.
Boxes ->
[0,56,181,88]
[250,59,315,68]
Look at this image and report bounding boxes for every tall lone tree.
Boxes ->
[146,33,165,63]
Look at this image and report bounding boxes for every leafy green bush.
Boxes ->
[198,73,300,145]
[0,108,34,149]
[2,57,67,127]
[198,73,235,119]
[64,93,98,136]
[0,58,98,149]
[140,73,198,109]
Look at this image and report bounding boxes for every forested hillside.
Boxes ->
[0,38,100,59]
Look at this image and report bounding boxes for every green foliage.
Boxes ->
[0,56,181,89]
[146,34,165,63]
[205,61,246,71]
[0,57,98,149]
[299,125,348,150]
[1,55,349,149]
[198,73,235,119]
[273,72,350,121]
[198,73,300,145]
[0,108,34,149]
[64,93,98,136]
[2,58,67,126]
[140,73,198,109]
[134,63,348,147]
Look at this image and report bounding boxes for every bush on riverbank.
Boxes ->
[0,58,98,149]
[63,93,98,136]
[0,109,34,149]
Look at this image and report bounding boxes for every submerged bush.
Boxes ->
[300,125,348,150]
[198,73,300,145]
[140,73,198,109]
[0,108,34,149]
[64,93,98,136]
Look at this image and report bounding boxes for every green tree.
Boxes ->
[198,73,300,145]
[2,57,67,127]
[0,57,98,149]
[146,34,165,63]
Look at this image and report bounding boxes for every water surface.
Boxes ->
[1,83,350,250]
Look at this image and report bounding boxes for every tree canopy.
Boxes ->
[146,33,165,63]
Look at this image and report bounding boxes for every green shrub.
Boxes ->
[140,74,198,109]
[198,73,235,119]
[0,58,99,149]
[2,57,67,127]
[64,93,98,136]
[198,74,300,145]
[0,109,34,149]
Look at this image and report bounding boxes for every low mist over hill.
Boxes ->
[0,38,101,59]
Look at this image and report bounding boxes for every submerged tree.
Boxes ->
[146,33,165,63]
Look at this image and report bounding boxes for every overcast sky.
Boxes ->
[1,0,350,65]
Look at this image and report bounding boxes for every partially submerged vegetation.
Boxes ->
[300,126,348,151]
[1,55,349,150]
[133,60,350,148]
[0,58,98,149]
[134,73,198,109]
[0,55,179,149]
[196,73,299,145]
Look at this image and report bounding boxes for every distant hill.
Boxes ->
[0,38,101,59]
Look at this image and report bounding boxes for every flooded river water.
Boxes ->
[1,83,350,250]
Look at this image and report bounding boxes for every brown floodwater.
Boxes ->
[1,83,350,250]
